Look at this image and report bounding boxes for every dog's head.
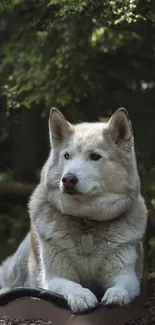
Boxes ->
[42,107,140,219]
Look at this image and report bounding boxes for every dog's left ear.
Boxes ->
[107,108,132,149]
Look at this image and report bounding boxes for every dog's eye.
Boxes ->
[89,153,102,161]
[64,152,70,160]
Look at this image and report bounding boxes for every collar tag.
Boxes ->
[81,233,94,253]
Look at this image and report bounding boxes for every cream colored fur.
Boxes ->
[0,107,147,313]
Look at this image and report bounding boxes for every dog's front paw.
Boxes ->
[0,288,11,295]
[67,287,98,313]
[101,287,130,306]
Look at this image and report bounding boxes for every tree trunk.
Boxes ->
[11,107,44,183]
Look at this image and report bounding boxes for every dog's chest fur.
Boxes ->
[34,212,135,294]
[39,214,119,255]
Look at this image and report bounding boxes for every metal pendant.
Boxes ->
[81,233,94,253]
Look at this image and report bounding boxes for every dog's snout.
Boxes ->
[62,173,78,189]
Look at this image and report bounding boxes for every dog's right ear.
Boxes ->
[107,108,132,150]
[49,108,73,145]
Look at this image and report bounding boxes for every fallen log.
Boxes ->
[0,182,36,204]
[0,273,153,325]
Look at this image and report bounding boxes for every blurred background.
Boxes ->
[0,0,155,268]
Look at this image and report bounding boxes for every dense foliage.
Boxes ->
[0,0,153,111]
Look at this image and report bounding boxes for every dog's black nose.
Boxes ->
[62,173,78,189]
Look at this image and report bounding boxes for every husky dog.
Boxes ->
[0,107,147,312]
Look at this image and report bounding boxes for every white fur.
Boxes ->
[46,278,98,312]
[0,108,148,313]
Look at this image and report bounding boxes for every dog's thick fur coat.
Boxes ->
[0,108,147,312]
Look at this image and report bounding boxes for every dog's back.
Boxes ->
[0,234,30,290]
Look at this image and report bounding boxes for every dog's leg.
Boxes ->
[101,271,139,306]
[40,238,98,312]
[101,245,141,306]
[45,277,98,312]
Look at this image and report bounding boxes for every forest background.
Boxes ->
[0,0,155,268]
